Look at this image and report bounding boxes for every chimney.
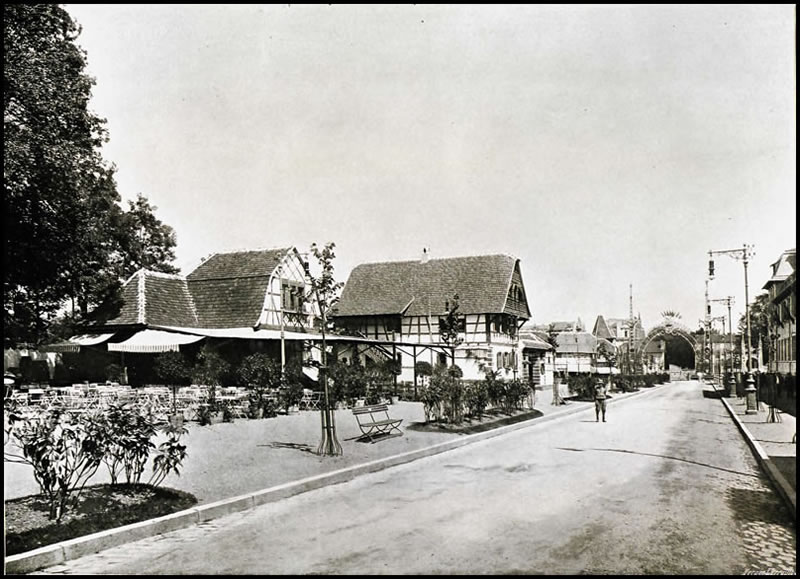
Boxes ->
[421,247,429,264]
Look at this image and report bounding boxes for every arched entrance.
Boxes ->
[637,319,701,375]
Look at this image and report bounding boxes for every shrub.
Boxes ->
[100,402,158,485]
[464,380,489,418]
[484,370,506,410]
[567,374,594,400]
[4,407,108,522]
[329,361,367,407]
[440,366,465,423]
[505,379,530,411]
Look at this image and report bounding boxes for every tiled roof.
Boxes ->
[763,248,796,289]
[106,271,198,328]
[555,331,598,354]
[105,248,293,330]
[535,320,584,333]
[592,315,613,340]
[187,248,291,328]
[335,254,529,318]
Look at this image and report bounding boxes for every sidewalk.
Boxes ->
[714,384,796,519]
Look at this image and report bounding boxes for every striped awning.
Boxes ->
[107,330,205,353]
[41,333,116,353]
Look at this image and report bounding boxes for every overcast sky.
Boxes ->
[64,4,795,332]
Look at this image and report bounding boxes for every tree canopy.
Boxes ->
[4,5,178,347]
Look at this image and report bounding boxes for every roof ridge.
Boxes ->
[142,270,186,281]
[353,253,517,268]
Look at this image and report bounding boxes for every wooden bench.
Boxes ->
[352,404,403,443]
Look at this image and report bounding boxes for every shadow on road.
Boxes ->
[702,389,723,399]
[555,447,761,479]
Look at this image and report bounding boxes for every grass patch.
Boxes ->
[5,483,198,556]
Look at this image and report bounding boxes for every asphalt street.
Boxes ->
[36,380,795,575]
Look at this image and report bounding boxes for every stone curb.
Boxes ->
[712,384,796,522]
[4,382,667,574]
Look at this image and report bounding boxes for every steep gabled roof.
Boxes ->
[335,254,530,319]
[187,247,292,328]
[106,270,198,328]
[592,315,613,340]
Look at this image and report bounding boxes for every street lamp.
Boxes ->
[710,296,735,396]
[708,245,756,413]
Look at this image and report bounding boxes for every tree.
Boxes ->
[596,340,617,371]
[738,292,771,368]
[300,242,344,455]
[117,194,179,279]
[4,6,180,347]
[154,351,192,415]
[546,324,564,405]
[439,294,465,365]
[4,4,119,345]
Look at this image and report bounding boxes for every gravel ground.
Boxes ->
[3,383,572,506]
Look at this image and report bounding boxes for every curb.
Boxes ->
[711,383,796,522]
[5,382,668,574]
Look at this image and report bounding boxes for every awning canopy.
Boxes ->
[107,330,206,353]
[41,333,116,353]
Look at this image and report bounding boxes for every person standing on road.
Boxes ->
[594,378,608,422]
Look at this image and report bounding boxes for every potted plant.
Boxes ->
[154,351,193,430]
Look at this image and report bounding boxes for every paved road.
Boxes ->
[37,381,795,575]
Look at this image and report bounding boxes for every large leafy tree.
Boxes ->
[738,292,771,366]
[4,6,178,346]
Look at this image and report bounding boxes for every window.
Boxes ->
[281,281,304,312]
[497,352,502,368]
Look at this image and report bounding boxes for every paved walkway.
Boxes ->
[726,391,796,495]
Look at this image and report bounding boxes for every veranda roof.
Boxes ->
[107,330,206,353]
[41,333,116,353]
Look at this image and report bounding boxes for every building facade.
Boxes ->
[332,253,531,382]
[762,248,796,375]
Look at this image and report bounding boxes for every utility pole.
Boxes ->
[628,284,634,375]
[710,296,735,397]
[704,278,710,376]
[709,245,756,413]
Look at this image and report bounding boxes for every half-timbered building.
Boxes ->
[47,247,323,385]
[332,253,532,382]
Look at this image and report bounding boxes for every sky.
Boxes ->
[64,4,795,333]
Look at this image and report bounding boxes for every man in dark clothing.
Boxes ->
[594,378,608,422]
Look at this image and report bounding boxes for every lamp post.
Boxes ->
[709,245,756,413]
[710,296,735,397]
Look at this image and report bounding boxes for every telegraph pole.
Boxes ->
[710,296,735,398]
[708,244,756,413]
